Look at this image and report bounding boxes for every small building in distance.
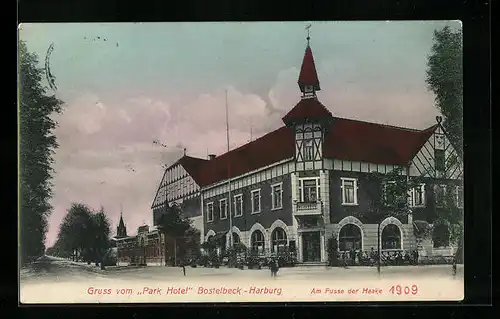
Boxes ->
[115,221,164,266]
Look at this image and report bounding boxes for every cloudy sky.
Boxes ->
[19,21,460,247]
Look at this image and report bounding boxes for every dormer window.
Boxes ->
[304,85,313,93]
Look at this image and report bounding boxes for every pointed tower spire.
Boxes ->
[298,24,320,99]
[117,204,127,238]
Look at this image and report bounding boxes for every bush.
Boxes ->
[246,250,260,269]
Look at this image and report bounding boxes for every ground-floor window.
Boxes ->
[432,223,450,248]
[251,230,265,254]
[339,224,362,251]
[382,224,402,250]
[271,227,287,253]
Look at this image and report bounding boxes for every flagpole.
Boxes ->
[226,89,233,250]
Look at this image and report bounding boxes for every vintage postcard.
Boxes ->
[18,21,464,304]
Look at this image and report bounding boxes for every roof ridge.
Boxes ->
[213,126,289,159]
[333,116,430,132]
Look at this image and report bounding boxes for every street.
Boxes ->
[20,256,464,303]
[21,255,464,283]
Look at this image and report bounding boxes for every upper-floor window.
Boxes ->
[251,189,261,214]
[341,178,358,205]
[299,178,320,202]
[271,183,283,210]
[206,202,214,222]
[410,184,426,207]
[234,194,243,217]
[456,186,464,208]
[435,184,447,207]
[303,139,314,161]
[435,149,445,172]
[219,199,227,220]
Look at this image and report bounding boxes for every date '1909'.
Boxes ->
[389,285,419,295]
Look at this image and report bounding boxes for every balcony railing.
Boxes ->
[294,201,323,215]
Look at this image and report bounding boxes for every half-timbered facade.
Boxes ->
[151,155,208,241]
[151,36,463,264]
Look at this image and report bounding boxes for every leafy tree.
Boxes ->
[156,203,192,266]
[54,203,112,266]
[361,166,421,273]
[57,203,94,261]
[426,26,463,155]
[181,226,201,257]
[19,41,64,264]
[89,206,112,265]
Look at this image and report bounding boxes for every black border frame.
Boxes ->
[12,0,491,317]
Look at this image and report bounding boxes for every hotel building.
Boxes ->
[149,37,463,264]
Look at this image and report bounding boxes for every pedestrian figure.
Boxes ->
[181,260,186,276]
[270,258,278,278]
[342,252,348,268]
[414,249,419,265]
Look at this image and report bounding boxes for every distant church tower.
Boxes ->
[116,212,128,238]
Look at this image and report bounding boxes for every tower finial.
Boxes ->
[305,23,312,46]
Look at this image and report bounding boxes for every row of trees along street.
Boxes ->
[19,40,65,265]
[46,203,112,269]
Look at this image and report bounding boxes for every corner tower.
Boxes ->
[282,30,333,172]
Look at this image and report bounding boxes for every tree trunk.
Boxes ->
[174,237,177,267]
[377,223,381,274]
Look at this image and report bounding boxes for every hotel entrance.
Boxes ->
[302,231,321,262]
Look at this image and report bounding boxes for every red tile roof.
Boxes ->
[298,46,320,91]
[323,119,437,165]
[195,126,295,187]
[282,98,333,125]
[180,116,437,187]
[172,155,208,185]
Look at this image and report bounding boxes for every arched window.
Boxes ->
[381,224,402,250]
[232,232,240,245]
[251,230,265,254]
[432,223,450,248]
[271,227,287,253]
[338,224,362,251]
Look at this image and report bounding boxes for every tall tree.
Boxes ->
[426,26,463,155]
[157,203,191,266]
[19,41,64,264]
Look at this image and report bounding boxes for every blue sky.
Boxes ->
[19,21,461,247]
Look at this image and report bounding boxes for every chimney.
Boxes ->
[208,154,216,160]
